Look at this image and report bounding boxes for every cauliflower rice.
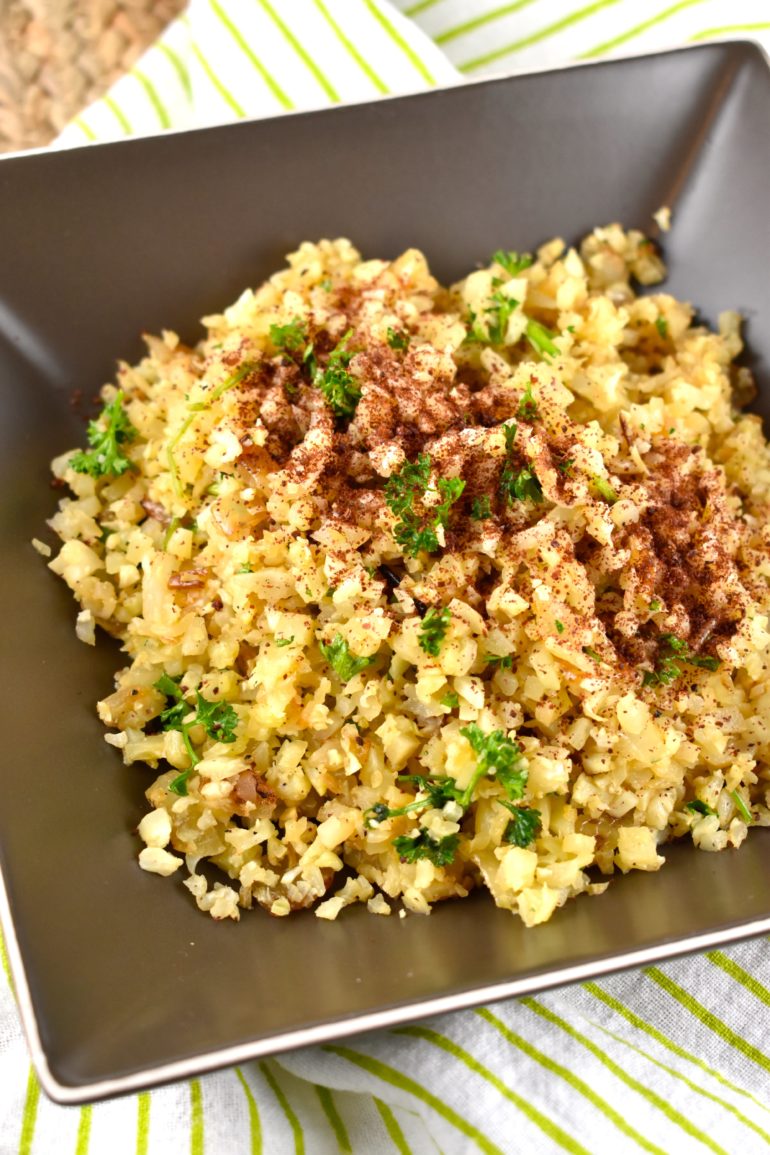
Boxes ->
[45,223,770,927]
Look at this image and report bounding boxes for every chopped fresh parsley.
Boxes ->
[460,723,528,802]
[517,381,539,421]
[485,289,519,345]
[319,278,333,292]
[485,654,513,670]
[582,646,604,664]
[392,830,459,867]
[499,421,543,505]
[649,598,662,612]
[555,620,565,634]
[556,457,574,476]
[314,330,360,418]
[386,326,410,351]
[500,463,543,505]
[275,636,294,647]
[319,633,374,681]
[154,675,238,795]
[501,804,542,848]
[441,691,460,709]
[385,453,466,557]
[526,319,559,359]
[419,606,451,657]
[643,633,721,688]
[491,250,534,277]
[592,476,618,504]
[70,391,137,478]
[731,790,753,824]
[685,799,716,817]
[237,563,253,574]
[655,316,669,339]
[470,495,492,521]
[269,317,308,356]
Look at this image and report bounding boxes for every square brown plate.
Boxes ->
[1,42,769,1104]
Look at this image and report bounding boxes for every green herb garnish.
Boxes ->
[517,381,539,421]
[592,476,618,504]
[491,250,534,277]
[154,675,238,796]
[500,463,543,505]
[643,633,721,687]
[314,330,360,418]
[70,391,137,478]
[501,804,542,847]
[655,316,669,339]
[460,723,528,802]
[392,831,459,867]
[555,620,565,634]
[386,326,410,351]
[485,654,513,670]
[441,691,460,709]
[649,598,662,612]
[319,633,374,682]
[582,647,604,664]
[275,636,295,647]
[385,453,465,557]
[270,317,308,356]
[685,799,716,817]
[470,495,492,521]
[419,606,451,658]
[731,790,753,824]
[526,319,559,359]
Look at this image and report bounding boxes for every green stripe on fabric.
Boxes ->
[646,967,770,1076]
[316,1087,352,1152]
[257,0,340,102]
[190,1080,204,1155]
[404,0,443,15]
[160,41,193,98]
[459,0,622,71]
[477,1008,666,1155]
[593,1018,770,1148]
[75,1106,92,1155]
[313,0,389,93]
[397,1025,591,1155]
[136,1092,151,1155]
[707,950,770,1008]
[436,0,540,46]
[580,0,708,58]
[73,117,97,142]
[189,40,246,116]
[208,0,293,109]
[18,1067,40,1155]
[133,69,172,129]
[235,1068,263,1155]
[360,0,437,85]
[584,982,770,1119]
[691,22,770,40]
[260,1062,305,1155]
[324,1045,504,1155]
[375,1098,412,1155]
[0,929,11,986]
[522,997,730,1155]
[104,95,132,135]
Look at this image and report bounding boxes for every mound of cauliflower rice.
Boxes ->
[43,222,770,927]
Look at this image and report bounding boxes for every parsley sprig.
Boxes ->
[642,634,720,688]
[386,326,410,351]
[154,674,239,796]
[392,830,459,866]
[500,804,542,847]
[525,319,559,359]
[70,391,137,478]
[319,634,374,682]
[491,250,534,277]
[384,453,466,557]
[499,423,543,506]
[314,330,361,418]
[419,606,451,657]
[470,495,492,520]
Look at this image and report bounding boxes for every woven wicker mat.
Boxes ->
[0,0,185,153]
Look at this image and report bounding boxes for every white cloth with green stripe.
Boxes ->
[2,1,765,1152]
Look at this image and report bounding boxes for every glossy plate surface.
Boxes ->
[0,42,769,1103]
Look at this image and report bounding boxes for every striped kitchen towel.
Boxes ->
[3,2,769,1153]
